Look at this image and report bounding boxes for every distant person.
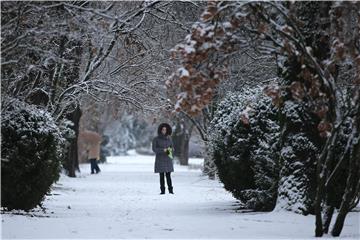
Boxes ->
[152,123,174,194]
[80,130,102,174]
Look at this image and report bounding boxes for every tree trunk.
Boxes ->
[314,170,325,237]
[314,127,340,236]
[178,124,193,166]
[331,122,360,236]
[323,205,335,234]
[172,121,182,159]
[65,105,82,177]
[61,39,83,177]
[179,134,190,165]
[203,143,216,179]
[50,35,67,104]
[172,116,194,166]
[331,160,356,236]
[314,142,330,237]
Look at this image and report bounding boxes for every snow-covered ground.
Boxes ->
[1,152,359,239]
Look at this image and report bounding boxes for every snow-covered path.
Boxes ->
[1,153,359,239]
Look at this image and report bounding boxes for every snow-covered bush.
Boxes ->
[210,87,352,214]
[104,114,155,156]
[1,100,64,210]
[272,66,323,214]
[274,92,353,215]
[57,119,76,165]
[210,88,280,211]
[275,131,318,214]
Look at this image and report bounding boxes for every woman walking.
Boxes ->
[152,123,174,194]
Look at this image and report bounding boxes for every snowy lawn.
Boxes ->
[1,152,359,239]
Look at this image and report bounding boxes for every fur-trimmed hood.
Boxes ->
[157,123,172,136]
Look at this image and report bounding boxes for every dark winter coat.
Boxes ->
[152,123,174,173]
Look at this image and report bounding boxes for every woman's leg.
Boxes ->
[95,160,101,173]
[165,172,173,194]
[90,159,95,174]
[159,173,165,194]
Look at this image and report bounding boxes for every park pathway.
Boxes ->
[2,152,359,239]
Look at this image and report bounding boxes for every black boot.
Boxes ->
[160,173,166,194]
[166,173,173,194]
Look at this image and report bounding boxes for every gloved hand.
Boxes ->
[166,147,173,159]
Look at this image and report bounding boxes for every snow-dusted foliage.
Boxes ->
[274,97,321,214]
[1,99,64,210]
[104,120,136,156]
[209,87,280,211]
[103,113,155,156]
[275,132,319,214]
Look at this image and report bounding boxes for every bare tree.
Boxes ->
[2,1,195,176]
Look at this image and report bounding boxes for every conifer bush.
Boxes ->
[1,100,63,210]
[210,88,280,211]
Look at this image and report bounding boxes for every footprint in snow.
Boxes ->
[163,228,174,231]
